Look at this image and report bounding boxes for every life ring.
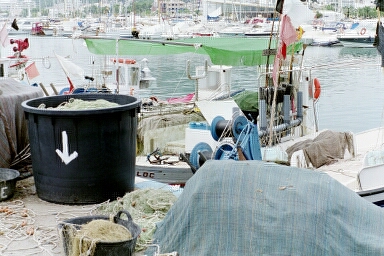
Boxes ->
[111,58,136,65]
[313,78,321,100]
[360,28,366,35]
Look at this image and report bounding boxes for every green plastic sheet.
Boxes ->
[233,90,259,111]
[84,37,303,67]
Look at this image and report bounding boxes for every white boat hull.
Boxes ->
[337,35,375,47]
[135,156,193,185]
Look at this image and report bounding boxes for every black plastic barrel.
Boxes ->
[21,94,141,204]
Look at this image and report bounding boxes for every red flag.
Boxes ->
[25,62,40,79]
[279,15,297,59]
[0,23,9,47]
[280,15,297,45]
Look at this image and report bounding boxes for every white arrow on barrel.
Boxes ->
[56,131,78,165]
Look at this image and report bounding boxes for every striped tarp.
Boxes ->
[151,160,384,255]
[0,79,43,168]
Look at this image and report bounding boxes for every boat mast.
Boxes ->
[202,0,208,23]
[265,13,280,87]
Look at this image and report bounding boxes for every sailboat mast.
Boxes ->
[133,0,136,27]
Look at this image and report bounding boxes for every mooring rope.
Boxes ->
[0,188,176,255]
[0,199,102,255]
[0,200,61,255]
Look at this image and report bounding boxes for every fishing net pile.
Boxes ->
[62,219,132,256]
[138,111,204,137]
[149,160,384,255]
[37,98,119,110]
[94,188,178,251]
[137,111,204,154]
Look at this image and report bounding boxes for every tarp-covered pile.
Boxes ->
[0,79,43,168]
[286,130,355,168]
[151,160,384,255]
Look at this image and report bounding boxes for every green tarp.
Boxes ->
[84,37,303,67]
[233,90,259,111]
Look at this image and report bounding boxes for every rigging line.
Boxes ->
[170,47,204,98]
[267,13,283,146]
[309,60,380,69]
[377,106,384,148]
[117,37,202,48]
[258,59,380,77]
[170,61,190,97]
[265,12,281,87]
[171,44,207,97]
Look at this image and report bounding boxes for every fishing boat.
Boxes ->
[337,22,378,48]
[217,24,247,37]
[30,22,45,36]
[30,21,64,36]
[144,20,384,253]
[337,31,376,48]
[7,18,32,35]
[46,4,380,206]
[135,62,237,186]
[81,10,384,206]
[83,32,306,172]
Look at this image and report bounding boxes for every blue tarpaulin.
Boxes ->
[151,160,384,255]
[351,22,360,30]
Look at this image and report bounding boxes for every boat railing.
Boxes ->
[255,58,381,142]
[307,58,379,71]
[259,58,380,82]
[139,101,196,118]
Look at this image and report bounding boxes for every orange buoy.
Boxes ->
[111,58,136,65]
[313,78,321,100]
[360,28,366,35]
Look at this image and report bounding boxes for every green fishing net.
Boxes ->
[94,188,178,251]
[38,98,119,110]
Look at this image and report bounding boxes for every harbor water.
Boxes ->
[2,35,384,134]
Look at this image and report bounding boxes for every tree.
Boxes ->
[128,0,154,16]
[113,4,120,16]
[101,6,110,16]
[357,6,377,19]
[314,11,323,19]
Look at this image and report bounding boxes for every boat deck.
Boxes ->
[322,127,384,191]
[278,127,384,193]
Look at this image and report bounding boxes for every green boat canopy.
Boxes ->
[84,37,303,67]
